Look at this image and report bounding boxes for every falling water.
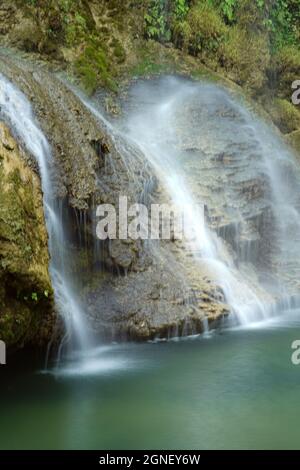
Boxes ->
[117,77,300,325]
[1,70,300,358]
[0,73,90,359]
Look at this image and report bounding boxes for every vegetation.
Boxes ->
[144,0,300,103]
[144,0,190,41]
[5,1,300,137]
[74,38,117,95]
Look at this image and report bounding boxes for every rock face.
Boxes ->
[0,123,53,349]
[1,54,300,348]
[0,56,229,343]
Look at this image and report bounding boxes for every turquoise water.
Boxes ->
[1,312,300,450]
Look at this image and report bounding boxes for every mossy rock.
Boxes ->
[0,123,53,349]
[173,2,227,59]
[265,98,300,134]
[272,45,300,99]
[220,27,270,94]
[74,37,117,94]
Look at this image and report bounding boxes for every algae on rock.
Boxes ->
[0,122,53,349]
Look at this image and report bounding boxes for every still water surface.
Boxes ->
[1,312,300,449]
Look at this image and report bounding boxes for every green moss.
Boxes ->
[220,26,270,93]
[127,41,179,78]
[0,125,53,348]
[64,10,88,46]
[111,38,126,64]
[173,2,227,57]
[191,67,221,82]
[266,98,300,134]
[272,45,300,99]
[74,38,117,94]
[130,57,171,77]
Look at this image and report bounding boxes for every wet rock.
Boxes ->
[0,123,53,349]
[0,56,230,343]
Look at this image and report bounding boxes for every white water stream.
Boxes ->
[0,73,90,359]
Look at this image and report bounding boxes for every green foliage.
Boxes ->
[144,0,189,41]
[111,38,126,64]
[64,11,88,46]
[220,26,270,91]
[220,0,238,23]
[144,0,170,41]
[173,2,226,56]
[208,0,238,23]
[266,98,300,133]
[174,0,190,20]
[74,38,117,95]
[222,0,236,22]
[131,56,170,77]
[272,45,300,98]
[256,0,299,49]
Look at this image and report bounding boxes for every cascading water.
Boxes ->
[0,73,90,361]
[116,76,300,326]
[1,68,300,363]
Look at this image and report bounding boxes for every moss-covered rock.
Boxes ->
[74,37,117,94]
[220,27,270,94]
[173,2,226,65]
[265,98,300,134]
[272,45,300,99]
[0,122,53,349]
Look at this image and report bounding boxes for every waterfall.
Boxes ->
[0,73,90,359]
[116,76,300,326]
[1,70,300,357]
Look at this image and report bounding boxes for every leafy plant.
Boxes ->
[144,0,170,41]
[220,0,237,23]
[144,0,189,41]
[174,0,189,20]
[256,0,299,49]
